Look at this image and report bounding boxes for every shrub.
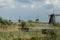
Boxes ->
[21,21,26,28]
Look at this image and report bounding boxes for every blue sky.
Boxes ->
[0,0,60,22]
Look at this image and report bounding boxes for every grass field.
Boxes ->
[0,21,60,40]
[0,29,59,40]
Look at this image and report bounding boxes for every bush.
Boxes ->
[13,38,21,40]
[21,21,26,28]
[31,37,36,40]
[30,37,40,40]
[42,29,56,40]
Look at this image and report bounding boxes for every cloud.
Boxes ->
[19,3,41,9]
[15,0,31,3]
[0,0,60,10]
[20,4,29,9]
[15,0,53,9]
[0,0,15,8]
[0,0,60,22]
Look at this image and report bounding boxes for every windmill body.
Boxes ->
[49,13,55,26]
[49,13,60,26]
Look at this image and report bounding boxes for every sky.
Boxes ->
[0,0,60,22]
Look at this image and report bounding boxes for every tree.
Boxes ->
[35,19,39,22]
[3,19,11,25]
[21,21,26,28]
[0,17,3,24]
[28,20,33,23]
[0,17,13,25]
[35,18,39,23]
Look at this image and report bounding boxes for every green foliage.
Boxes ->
[42,29,56,40]
[28,20,33,23]
[35,19,39,23]
[3,19,9,25]
[0,17,3,22]
[13,38,21,40]
[55,23,60,27]
[21,21,26,28]
[31,37,37,40]
[35,19,39,22]
[0,29,59,40]
[0,17,13,25]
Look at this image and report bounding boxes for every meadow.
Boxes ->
[0,17,60,40]
[0,29,59,40]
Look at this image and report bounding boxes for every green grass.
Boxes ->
[0,29,60,40]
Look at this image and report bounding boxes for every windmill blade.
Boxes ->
[55,14,60,16]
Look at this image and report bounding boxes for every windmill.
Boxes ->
[35,15,39,22]
[9,17,12,23]
[49,8,60,26]
[48,0,60,26]
[49,13,60,26]
[18,16,21,23]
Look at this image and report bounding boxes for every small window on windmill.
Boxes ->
[42,29,47,34]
